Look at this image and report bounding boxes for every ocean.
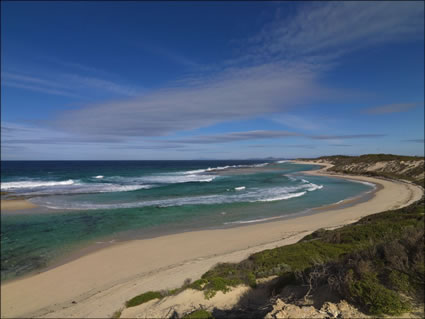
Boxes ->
[1,160,374,281]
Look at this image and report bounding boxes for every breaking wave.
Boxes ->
[183,162,269,174]
[31,180,323,210]
[1,179,75,190]
[257,191,307,202]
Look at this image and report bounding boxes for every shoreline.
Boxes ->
[1,163,378,283]
[0,179,377,285]
[1,161,423,318]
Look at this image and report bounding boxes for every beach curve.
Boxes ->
[1,161,423,318]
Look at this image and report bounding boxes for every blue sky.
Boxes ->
[1,1,424,160]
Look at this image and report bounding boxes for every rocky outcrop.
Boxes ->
[265,299,367,319]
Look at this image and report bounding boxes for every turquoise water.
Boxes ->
[1,160,373,280]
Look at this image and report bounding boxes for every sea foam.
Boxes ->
[32,181,322,210]
[1,179,75,190]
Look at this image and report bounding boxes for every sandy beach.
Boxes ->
[1,199,37,211]
[1,161,423,318]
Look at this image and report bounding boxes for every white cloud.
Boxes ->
[245,2,424,62]
[49,2,424,139]
[53,62,328,136]
[272,114,321,131]
[1,71,141,98]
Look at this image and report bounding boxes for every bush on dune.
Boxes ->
[125,291,163,308]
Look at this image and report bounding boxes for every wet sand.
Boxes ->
[1,199,37,211]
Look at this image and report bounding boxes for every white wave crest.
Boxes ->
[225,215,283,225]
[1,179,75,190]
[353,180,376,188]
[104,173,215,184]
[184,163,269,174]
[142,174,215,184]
[257,191,306,202]
[252,163,269,167]
[36,181,321,210]
[94,175,104,179]
[304,183,323,191]
[235,186,246,191]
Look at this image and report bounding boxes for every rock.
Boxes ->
[321,302,340,318]
[265,299,367,319]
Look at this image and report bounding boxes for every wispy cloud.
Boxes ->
[2,72,68,89]
[48,2,423,139]
[169,130,300,144]
[3,81,81,98]
[243,1,424,64]
[62,74,140,97]
[310,134,385,140]
[2,72,81,97]
[271,114,321,131]
[329,144,353,147]
[362,102,422,115]
[1,122,123,145]
[248,144,315,149]
[2,70,141,98]
[402,139,424,143]
[110,144,187,150]
[135,42,200,68]
[53,62,327,136]
[154,131,384,147]
[42,56,112,76]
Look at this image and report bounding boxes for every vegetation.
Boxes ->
[110,308,123,319]
[186,199,424,315]
[348,272,410,315]
[317,153,423,163]
[125,291,163,308]
[307,154,425,185]
[182,309,214,319]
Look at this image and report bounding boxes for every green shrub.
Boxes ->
[349,273,410,315]
[189,279,208,290]
[389,271,410,292]
[247,272,257,288]
[203,277,241,299]
[125,291,162,308]
[183,309,214,319]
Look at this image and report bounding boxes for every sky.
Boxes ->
[1,1,424,160]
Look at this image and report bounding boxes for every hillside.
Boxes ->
[307,154,424,185]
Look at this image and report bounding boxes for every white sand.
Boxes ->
[1,161,423,318]
[120,286,250,318]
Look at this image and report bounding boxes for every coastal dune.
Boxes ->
[1,162,423,318]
